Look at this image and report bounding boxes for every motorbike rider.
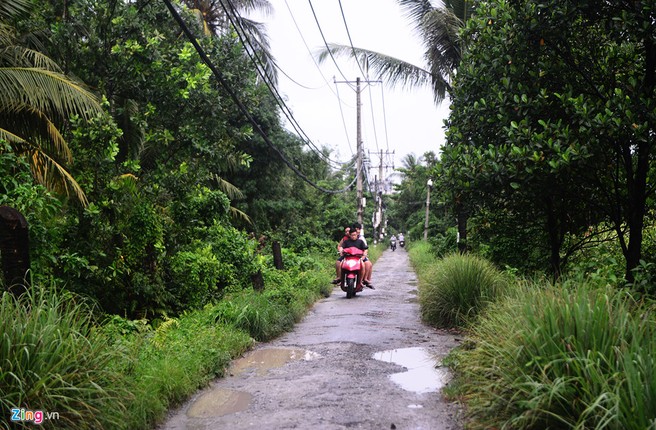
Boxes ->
[390,234,397,250]
[332,226,351,284]
[333,224,367,290]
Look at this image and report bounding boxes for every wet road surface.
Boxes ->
[159,247,463,430]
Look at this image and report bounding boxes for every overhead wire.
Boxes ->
[162,0,353,194]
[379,84,391,152]
[219,0,352,168]
[281,0,344,99]
[307,0,353,85]
[367,84,380,152]
[334,79,354,156]
[336,0,367,80]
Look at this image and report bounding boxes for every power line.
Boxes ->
[379,83,391,151]
[334,79,354,156]
[366,84,380,152]
[307,0,353,85]
[336,0,367,79]
[219,0,352,168]
[281,0,343,98]
[162,0,353,194]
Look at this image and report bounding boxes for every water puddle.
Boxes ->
[229,348,321,377]
[187,388,252,418]
[372,347,449,394]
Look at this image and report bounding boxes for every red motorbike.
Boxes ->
[339,246,364,298]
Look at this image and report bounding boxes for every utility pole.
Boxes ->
[424,178,433,241]
[356,77,363,225]
[334,77,382,226]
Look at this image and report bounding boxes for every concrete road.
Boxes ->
[159,247,463,430]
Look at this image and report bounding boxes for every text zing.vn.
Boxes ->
[11,408,60,425]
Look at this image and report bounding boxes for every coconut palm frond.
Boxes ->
[0,0,31,21]
[444,0,475,23]
[210,173,244,200]
[229,206,252,224]
[318,43,434,91]
[29,150,88,205]
[232,0,273,16]
[187,7,213,36]
[397,0,437,31]
[0,105,72,162]
[0,127,26,145]
[0,45,64,70]
[115,97,146,160]
[234,16,277,85]
[0,68,101,120]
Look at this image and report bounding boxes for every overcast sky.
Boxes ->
[253,0,450,175]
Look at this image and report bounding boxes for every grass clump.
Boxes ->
[113,312,253,430]
[0,286,128,429]
[411,246,506,328]
[448,280,656,429]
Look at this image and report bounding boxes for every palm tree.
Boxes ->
[182,0,277,85]
[0,0,102,205]
[318,0,473,104]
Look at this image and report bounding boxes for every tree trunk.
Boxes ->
[545,199,562,281]
[272,241,284,270]
[0,206,30,294]
[456,198,468,253]
[624,144,649,283]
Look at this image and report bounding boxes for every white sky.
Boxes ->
[253,0,450,175]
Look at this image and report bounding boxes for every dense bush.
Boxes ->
[447,280,656,429]
[0,286,128,429]
[410,244,507,328]
[2,244,333,429]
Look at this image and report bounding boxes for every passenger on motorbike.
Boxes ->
[354,223,374,289]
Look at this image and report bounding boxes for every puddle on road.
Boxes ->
[230,348,321,377]
[187,388,252,418]
[372,347,449,394]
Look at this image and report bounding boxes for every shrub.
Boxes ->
[117,311,252,430]
[414,251,506,328]
[0,286,129,429]
[170,244,226,310]
[449,281,656,429]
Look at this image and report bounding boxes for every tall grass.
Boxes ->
[448,280,656,429]
[0,286,128,429]
[1,250,334,429]
[116,312,252,429]
[410,246,507,328]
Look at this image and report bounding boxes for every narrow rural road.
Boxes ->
[159,247,463,430]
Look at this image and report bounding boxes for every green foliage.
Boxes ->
[170,245,224,310]
[410,245,507,328]
[0,286,128,429]
[211,257,330,341]
[444,0,656,280]
[0,142,63,283]
[115,312,252,430]
[428,227,459,258]
[449,280,656,429]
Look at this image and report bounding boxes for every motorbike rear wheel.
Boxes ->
[346,277,355,299]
